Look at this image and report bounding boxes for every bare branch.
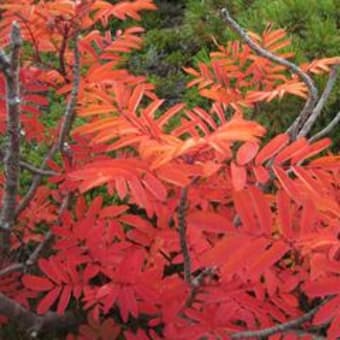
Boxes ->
[230,301,325,339]
[0,262,24,277]
[15,35,80,216]
[56,34,80,151]
[298,66,338,138]
[19,160,58,176]
[0,22,22,250]
[184,267,217,310]
[58,26,69,77]
[0,291,78,337]
[309,111,340,142]
[220,8,319,140]
[0,51,10,74]
[0,149,57,176]
[25,193,70,266]
[178,187,192,286]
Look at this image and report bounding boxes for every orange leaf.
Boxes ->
[277,190,293,239]
[274,138,308,165]
[157,103,185,129]
[291,138,332,164]
[128,85,144,113]
[291,166,319,195]
[253,165,270,184]
[236,142,259,165]
[230,161,247,191]
[255,133,289,165]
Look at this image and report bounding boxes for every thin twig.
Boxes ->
[309,111,340,142]
[0,22,22,250]
[220,8,319,140]
[298,66,338,138]
[15,14,43,65]
[0,262,24,277]
[56,35,80,150]
[19,160,58,176]
[26,193,70,266]
[230,300,325,339]
[0,51,10,74]
[0,194,71,278]
[184,267,217,309]
[178,187,192,285]
[58,26,69,77]
[15,34,80,216]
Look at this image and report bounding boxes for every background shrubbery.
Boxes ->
[127,0,340,143]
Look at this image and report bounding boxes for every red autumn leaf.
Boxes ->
[305,277,340,297]
[248,240,289,278]
[313,296,340,325]
[142,173,167,201]
[220,237,270,277]
[328,314,340,340]
[272,166,300,199]
[57,286,72,315]
[1,2,339,339]
[248,186,272,236]
[277,190,294,239]
[22,275,54,292]
[187,211,234,233]
[233,189,258,233]
[37,287,62,314]
[38,258,62,285]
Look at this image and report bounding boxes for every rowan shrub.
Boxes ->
[0,1,339,340]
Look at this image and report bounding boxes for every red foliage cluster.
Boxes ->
[0,1,339,339]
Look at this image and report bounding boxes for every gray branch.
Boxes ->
[178,187,192,285]
[0,149,57,176]
[15,34,80,217]
[0,291,77,337]
[19,160,58,176]
[220,8,319,140]
[0,22,23,250]
[230,300,326,339]
[309,111,340,142]
[298,66,338,138]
